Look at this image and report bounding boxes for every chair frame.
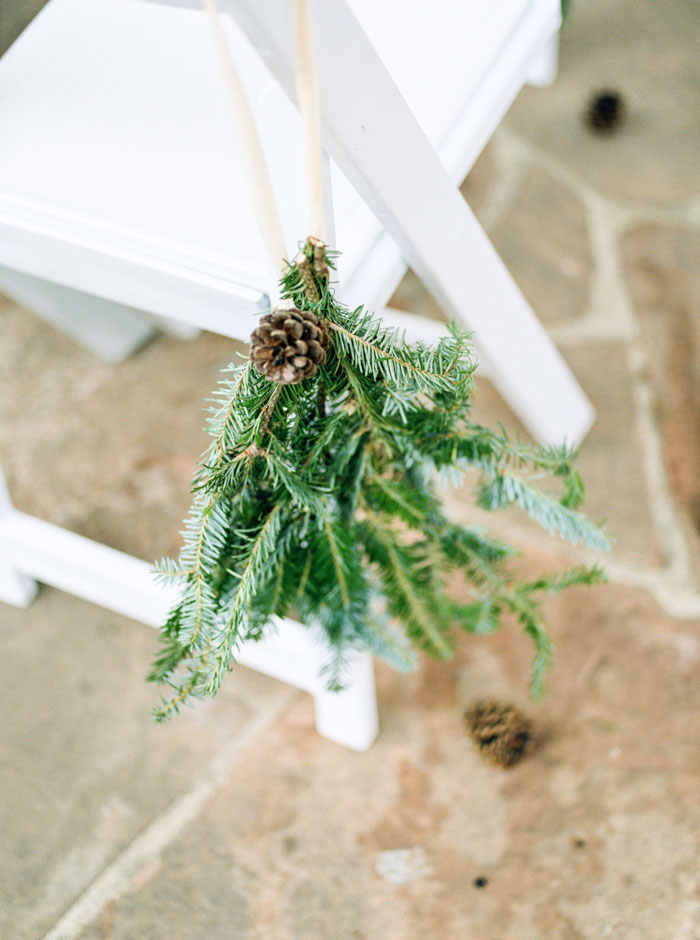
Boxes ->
[0,0,588,750]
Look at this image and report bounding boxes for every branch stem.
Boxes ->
[328,321,457,384]
[259,386,282,440]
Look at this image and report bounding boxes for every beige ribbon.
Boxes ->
[291,0,325,242]
[202,0,325,275]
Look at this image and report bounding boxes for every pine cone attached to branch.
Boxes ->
[251,306,329,385]
[464,699,534,767]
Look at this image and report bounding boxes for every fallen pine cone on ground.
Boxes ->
[585,89,626,132]
[464,699,534,767]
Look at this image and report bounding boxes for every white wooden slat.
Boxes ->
[339,2,562,314]
[0,210,270,339]
[0,267,158,362]
[431,3,560,183]
[527,34,560,87]
[0,510,174,627]
[0,507,378,750]
[348,0,531,154]
[0,0,277,277]
[0,0,576,441]
[0,0,376,328]
[2,0,560,326]
[0,473,37,608]
[148,315,202,341]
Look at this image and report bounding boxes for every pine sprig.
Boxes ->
[149,239,608,717]
[358,515,453,658]
[476,474,608,549]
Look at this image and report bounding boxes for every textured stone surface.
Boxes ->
[559,343,661,566]
[77,576,700,940]
[0,303,237,560]
[3,0,700,936]
[0,303,289,940]
[0,588,289,940]
[488,167,593,325]
[622,224,700,516]
[622,222,700,577]
[505,0,700,205]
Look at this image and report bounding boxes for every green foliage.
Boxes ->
[149,241,608,719]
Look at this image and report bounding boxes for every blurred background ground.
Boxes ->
[2,1,700,938]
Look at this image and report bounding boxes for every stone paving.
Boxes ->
[2,1,700,938]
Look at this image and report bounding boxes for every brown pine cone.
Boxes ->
[250,306,329,385]
[464,699,534,767]
[585,90,625,131]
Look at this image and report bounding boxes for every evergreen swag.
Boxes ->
[149,239,607,720]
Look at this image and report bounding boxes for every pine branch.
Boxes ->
[323,517,351,606]
[360,605,418,672]
[359,515,453,658]
[327,318,465,391]
[206,503,283,695]
[149,238,608,715]
[447,597,502,635]
[518,564,608,596]
[477,474,609,550]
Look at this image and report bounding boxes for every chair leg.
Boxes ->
[527,34,559,88]
[0,468,37,608]
[237,618,379,750]
[146,313,202,340]
[312,650,379,751]
[0,266,157,362]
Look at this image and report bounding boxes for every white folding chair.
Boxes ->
[0,0,591,749]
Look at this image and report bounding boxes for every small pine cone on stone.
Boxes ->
[464,699,534,768]
[250,306,329,385]
[585,90,625,131]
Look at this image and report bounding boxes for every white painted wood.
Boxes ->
[527,34,560,87]
[232,619,378,750]
[347,0,559,186]
[0,510,172,625]
[0,265,204,352]
[230,0,593,446]
[0,507,378,749]
[0,471,38,608]
[0,203,271,339]
[0,266,157,362]
[379,308,447,348]
[0,0,586,443]
[313,652,378,751]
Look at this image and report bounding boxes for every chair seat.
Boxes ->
[0,0,557,327]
